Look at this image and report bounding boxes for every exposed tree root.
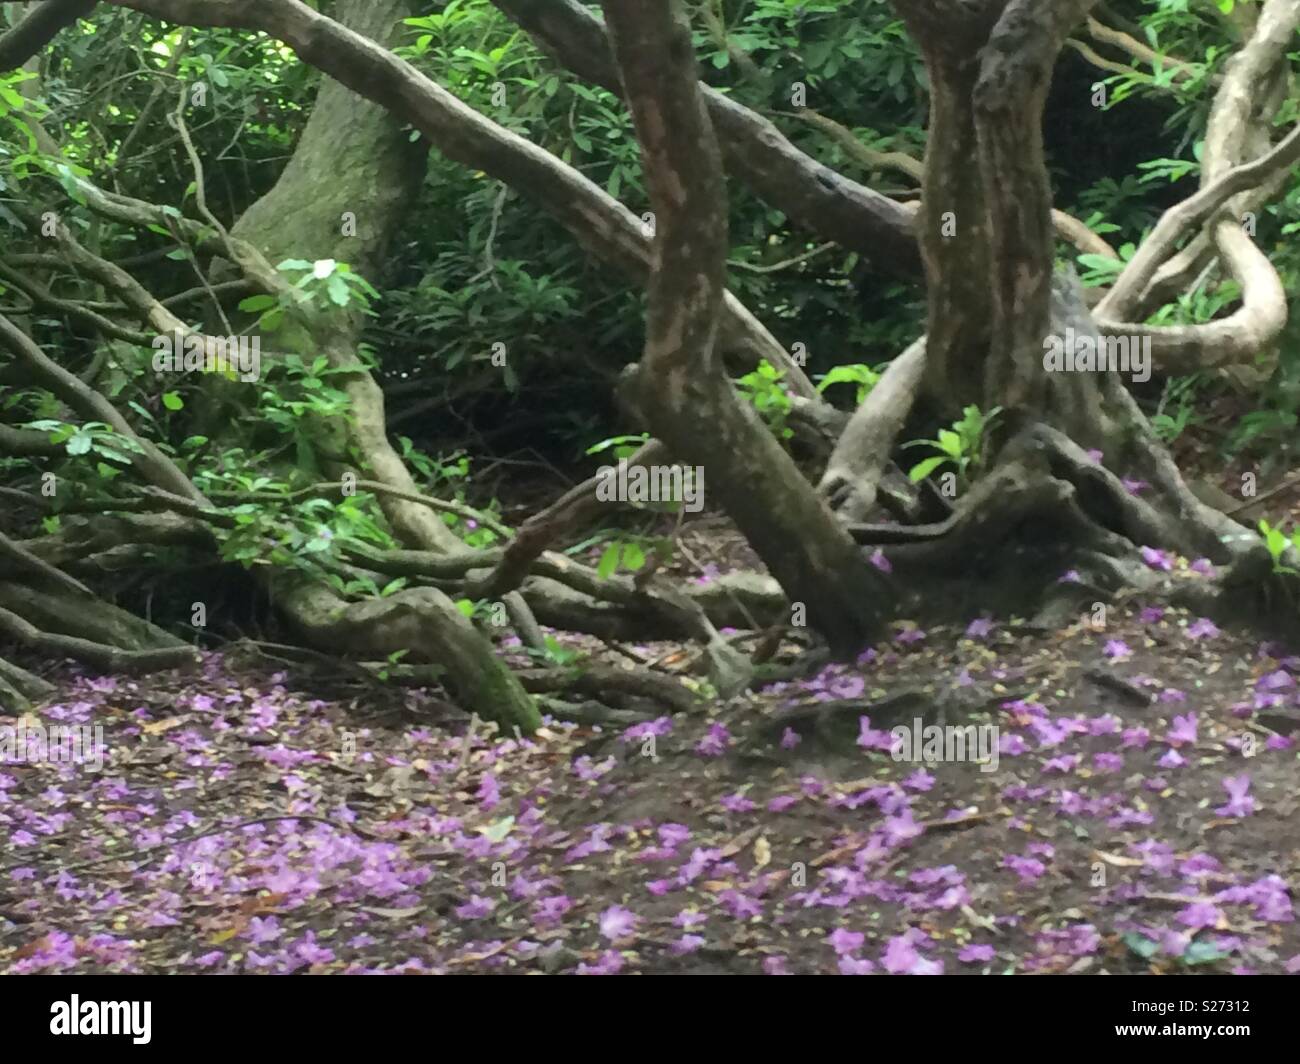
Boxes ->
[369,659,696,715]
[2,494,777,727]
[0,654,56,713]
[5,0,1295,758]
[514,665,698,715]
[275,578,541,734]
[0,598,198,677]
[535,697,653,728]
[1173,545,1300,643]
[0,581,195,657]
[502,591,548,654]
[0,529,93,598]
[842,401,1254,624]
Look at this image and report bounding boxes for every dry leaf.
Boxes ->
[1091,849,1144,867]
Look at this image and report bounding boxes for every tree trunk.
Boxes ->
[600,0,890,658]
[217,0,538,730]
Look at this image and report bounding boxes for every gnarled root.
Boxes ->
[276,578,541,734]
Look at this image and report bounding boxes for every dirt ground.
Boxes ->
[3,546,1298,974]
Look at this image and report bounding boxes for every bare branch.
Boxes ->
[0,0,95,72]
[103,0,819,397]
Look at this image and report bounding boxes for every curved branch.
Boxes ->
[103,0,819,398]
[1085,15,1200,80]
[818,337,926,521]
[1095,0,1299,369]
[0,0,95,73]
[473,439,669,598]
[0,604,199,675]
[0,530,93,598]
[1098,121,1300,321]
[0,312,205,502]
[0,422,62,456]
[490,0,922,282]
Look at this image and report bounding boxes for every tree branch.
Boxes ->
[0,0,96,73]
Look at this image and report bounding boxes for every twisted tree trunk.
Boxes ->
[599,0,890,658]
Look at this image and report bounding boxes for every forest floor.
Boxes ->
[3,522,1299,975]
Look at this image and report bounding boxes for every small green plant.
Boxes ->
[1259,519,1300,575]
[538,635,580,666]
[1122,931,1230,969]
[23,420,145,466]
[1223,357,1300,461]
[514,630,582,668]
[735,360,792,440]
[1146,278,1242,328]
[816,363,882,405]
[394,442,504,549]
[1075,242,1137,287]
[375,648,410,682]
[1150,375,1206,443]
[905,405,1001,487]
[586,433,650,462]
[596,537,647,579]
[1230,409,1300,457]
[275,258,381,313]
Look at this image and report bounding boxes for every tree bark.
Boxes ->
[600,0,889,657]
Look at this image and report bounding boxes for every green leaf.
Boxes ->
[597,542,620,579]
[817,364,878,391]
[66,433,92,456]
[937,429,964,457]
[1122,932,1160,960]
[1181,940,1229,966]
[162,392,184,411]
[326,274,350,307]
[586,433,648,456]
[908,456,949,482]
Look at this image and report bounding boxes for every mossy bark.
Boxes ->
[211,0,539,727]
